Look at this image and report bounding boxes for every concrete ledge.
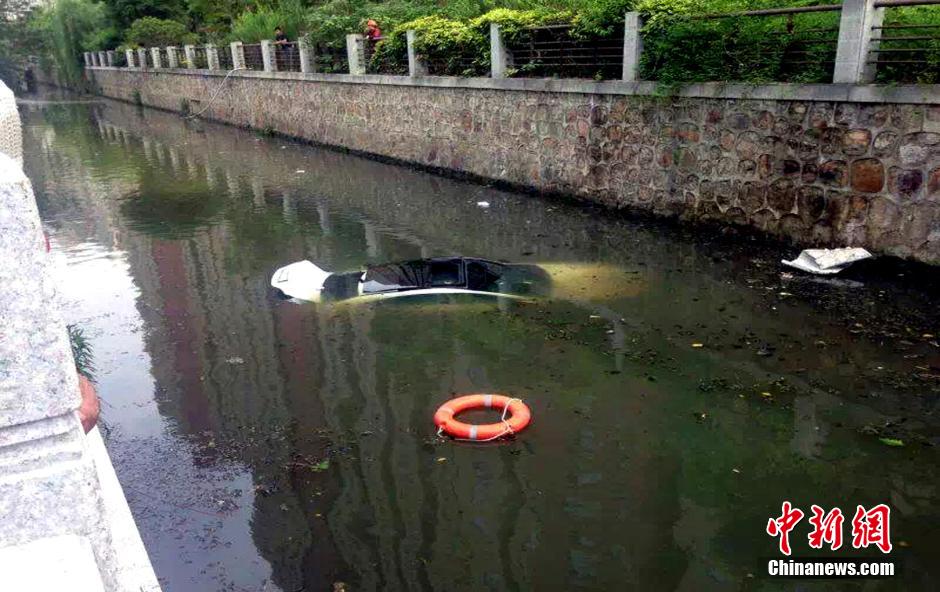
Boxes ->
[86,66,940,104]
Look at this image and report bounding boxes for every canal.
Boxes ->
[20,94,939,591]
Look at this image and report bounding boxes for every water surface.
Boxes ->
[20,95,939,591]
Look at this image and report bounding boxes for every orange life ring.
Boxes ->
[434,394,531,441]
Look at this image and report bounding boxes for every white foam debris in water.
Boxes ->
[295,170,305,174]
[476,201,490,208]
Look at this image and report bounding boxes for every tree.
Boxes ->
[103,0,187,31]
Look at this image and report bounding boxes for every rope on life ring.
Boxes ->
[434,394,531,441]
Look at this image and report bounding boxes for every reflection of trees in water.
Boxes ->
[32,99,939,590]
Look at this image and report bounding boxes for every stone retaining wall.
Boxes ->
[85,68,940,263]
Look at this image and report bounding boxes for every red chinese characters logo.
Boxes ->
[808,505,844,551]
[767,502,892,555]
[851,504,892,554]
[766,501,804,556]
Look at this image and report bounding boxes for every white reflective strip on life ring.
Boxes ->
[469,425,478,440]
[483,395,493,408]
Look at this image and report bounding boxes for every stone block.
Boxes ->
[850,158,885,193]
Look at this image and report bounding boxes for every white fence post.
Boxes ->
[406,30,427,76]
[183,45,196,69]
[105,51,115,67]
[206,44,220,70]
[230,42,246,70]
[166,47,179,68]
[136,48,147,69]
[125,49,136,68]
[83,53,91,67]
[298,38,314,73]
[261,40,277,72]
[150,47,162,69]
[622,12,644,82]
[346,34,366,75]
[834,0,884,83]
[490,23,511,79]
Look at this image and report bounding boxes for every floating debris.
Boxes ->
[782,248,872,275]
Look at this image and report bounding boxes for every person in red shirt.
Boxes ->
[365,19,382,41]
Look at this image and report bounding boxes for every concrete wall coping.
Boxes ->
[86,65,940,105]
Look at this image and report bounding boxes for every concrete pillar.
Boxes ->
[0,83,161,592]
[83,53,91,67]
[490,23,511,79]
[166,47,179,68]
[230,42,246,70]
[346,34,366,75]
[98,51,106,67]
[89,52,98,67]
[150,48,162,69]
[136,48,147,69]
[125,50,135,68]
[298,38,314,73]
[406,30,427,77]
[183,45,196,69]
[261,40,277,72]
[833,0,884,84]
[105,51,115,67]
[206,44,220,70]
[622,12,644,82]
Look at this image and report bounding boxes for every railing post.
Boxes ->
[490,23,511,78]
[166,46,179,68]
[230,41,246,70]
[90,52,98,67]
[346,34,366,75]
[406,30,427,76]
[150,47,162,69]
[184,44,196,69]
[298,38,314,73]
[97,51,107,67]
[83,53,91,67]
[206,43,220,70]
[261,39,277,72]
[622,12,644,82]
[136,48,147,69]
[105,50,115,67]
[833,0,884,84]
[125,49,136,68]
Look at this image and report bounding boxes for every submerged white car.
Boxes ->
[271,257,553,303]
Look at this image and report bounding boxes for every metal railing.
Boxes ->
[870,0,940,83]
[85,2,940,85]
[190,46,208,69]
[508,24,625,80]
[218,46,234,70]
[275,43,302,72]
[242,44,264,70]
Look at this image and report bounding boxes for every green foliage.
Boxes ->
[371,8,573,75]
[638,0,844,84]
[125,17,196,47]
[876,6,940,84]
[32,0,111,85]
[67,324,96,382]
[230,0,306,43]
[103,0,186,30]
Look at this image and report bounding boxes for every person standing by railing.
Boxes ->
[364,19,383,41]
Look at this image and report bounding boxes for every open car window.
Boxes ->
[361,259,466,293]
[466,260,506,291]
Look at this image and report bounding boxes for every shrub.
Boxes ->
[125,17,196,47]
[229,0,307,43]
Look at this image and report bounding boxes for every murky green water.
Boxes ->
[20,94,939,591]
